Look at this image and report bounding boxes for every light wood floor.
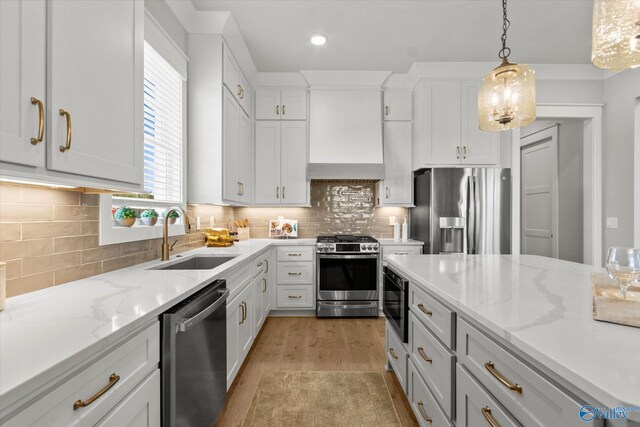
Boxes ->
[215,316,418,427]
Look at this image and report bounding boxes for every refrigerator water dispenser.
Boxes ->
[439,217,465,254]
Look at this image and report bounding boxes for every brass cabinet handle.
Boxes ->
[484,361,523,394]
[276,105,279,115]
[288,295,302,299]
[239,302,246,324]
[241,182,244,196]
[237,84,242,97]
[463,146,468,159]
[288,272,302,276]
[456,145,460,159]
[385,187,390,199]
[417,346,432,363]
[30,97,44,145]
[385,105,389,116]
[73,373,120,410]
[481,406,501,427]
[276,186,280,199]
[264,259,269,273]
[240,87,245,99]
[282,105,285,115]
[389,347,399,359]
[262,278,267,292]
[282,186,285,199]
[417,303,433,316]
[243,301,247,322]
[237,182,242,196]
[58,109,72,152]
[417,401,432,423]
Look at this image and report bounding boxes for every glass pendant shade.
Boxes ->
[478,60,536,131]
[591,0,640,71]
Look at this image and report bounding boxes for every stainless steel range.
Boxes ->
[316,235,380,317]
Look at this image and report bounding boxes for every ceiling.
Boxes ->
[190,0,594,73]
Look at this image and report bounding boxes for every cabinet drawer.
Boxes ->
[95,370,160,427]
[386,322,408,393]
[253,253,270,278]
[383,246,422,257]
[410,312,455,418]
[277,262,313,284]
[226,262,254,298]
[6,322,159,427]
[276,286,314,308]
[457,318,600,427]
[456,364,520,427]
[276,246,314,261]
[408,359,453,427]
[410,284,455,349]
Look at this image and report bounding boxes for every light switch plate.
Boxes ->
[606,217,618,229]
[389,216,396,226]
[196,217,201,230]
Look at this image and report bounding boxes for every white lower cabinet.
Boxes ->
[408,359,453,427]
[5,322,159,427]
[253,273,267,334]
[227,282,254,389]
[456,364,519,427]
[272,245,315,310]
[385,321,408,393]
[95,370,160,427]
[276,285,314,308]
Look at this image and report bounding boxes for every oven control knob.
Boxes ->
[317,246,324,252]
[368,245,373,250]
[373,244,379,250]
[329,245,335,251]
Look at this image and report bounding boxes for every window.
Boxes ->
[99,25,188,246]
[143,41,184,204]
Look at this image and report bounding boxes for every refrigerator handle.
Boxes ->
[467,175,476,254]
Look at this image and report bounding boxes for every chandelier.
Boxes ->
[592,0,640,71]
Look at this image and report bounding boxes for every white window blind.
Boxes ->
[143,41,184,204]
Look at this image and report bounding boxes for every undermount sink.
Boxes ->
[150,255,237,271]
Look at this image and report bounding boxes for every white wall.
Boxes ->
[145,0,188,55]
[603,68,640,256]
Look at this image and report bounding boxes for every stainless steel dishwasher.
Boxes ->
[161,278,229,427]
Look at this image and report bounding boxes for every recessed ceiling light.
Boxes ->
[310,34,327,46]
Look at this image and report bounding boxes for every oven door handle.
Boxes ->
[318,254,380,259]
[383,272,407,289]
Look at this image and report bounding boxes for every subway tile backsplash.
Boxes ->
[0,181,406,297]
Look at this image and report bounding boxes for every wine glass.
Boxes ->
[605,247,640,298]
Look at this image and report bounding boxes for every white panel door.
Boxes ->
[383,91,412,121]
[280,89,307,120]
[461,82,498,165]
[238,284,254,362]
[238,72,251,115]
[426,81,461,165]
[254,121,281,204]
[381,121,412,205]
[222,45,239,100]
[255,89,280,120]
[238,110,253,203]
[521,126,558,258]
[226,296,241,388]
[253,277,266,334]
[0,0,46,168]
[280,121,308,204]
[223,89,241,202]
[95,370,160,427]
[47,0,143,185]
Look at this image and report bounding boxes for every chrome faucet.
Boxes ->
[161,207,190,261]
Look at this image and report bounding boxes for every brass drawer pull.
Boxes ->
[385,105,389,116]
[463,145,468,159]
[262,278,267,292]
[73,373,120,410]
[456,146,460,159]
[264,259,269,273]
[288,295,302,299]
[276,105,279,115]
[282,105,285,115]
[288,253,302,257]
[389,347,398,360]
[30,97,44,145]
[417,401,432,423]
[282,186,285,199]
[481,406,500,427]
[288,272,302,276]
[484,361,522,394]
[58,109,72,152]
[417,346,432,363]
[276,186,280,199]
[417,303,433,316]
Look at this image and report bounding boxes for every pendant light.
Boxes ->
[478,0,536,131]
[591,0,640,71]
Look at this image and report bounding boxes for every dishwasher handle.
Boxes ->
[176,288,229,333]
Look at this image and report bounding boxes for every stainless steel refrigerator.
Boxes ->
[410,168,511,254]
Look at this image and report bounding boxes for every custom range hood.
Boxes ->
[303,71,391,180]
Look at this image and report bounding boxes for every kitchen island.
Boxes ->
[385,254,640,425]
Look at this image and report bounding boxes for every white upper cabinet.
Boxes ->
[0,0,46,168]
[383,91,412,121]
[47,0,143,185]
[413,79,499,169]
[460,82,499,164]
[255,89,307,121]
[254,121,308,205]
[238,110,253,203]
[378,121,413,206]
[223,89,241,203]
[223,45,250,115]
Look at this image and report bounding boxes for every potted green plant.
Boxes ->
[166,210,179,225]
[141,209,159,226]
[114,207,137,227]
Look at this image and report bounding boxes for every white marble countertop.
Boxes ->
[385,254,640,418]
[377,238,424,246]
[0,238,315,416]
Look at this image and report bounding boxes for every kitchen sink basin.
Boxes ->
[150,255,237,271]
